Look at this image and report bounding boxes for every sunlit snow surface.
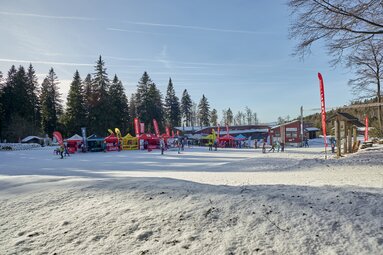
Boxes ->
[0,144,382,254]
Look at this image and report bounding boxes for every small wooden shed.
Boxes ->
[329,112,364,157]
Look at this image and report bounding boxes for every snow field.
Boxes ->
[0,145,382,254]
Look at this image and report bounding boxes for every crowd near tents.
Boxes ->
[17,114,374,157]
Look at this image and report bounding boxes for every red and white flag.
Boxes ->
[153,119,160,137]
[134,118,140,137]
[364,116,369,142]
[318,73,327,148]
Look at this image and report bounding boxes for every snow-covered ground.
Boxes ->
[0,144,382,254]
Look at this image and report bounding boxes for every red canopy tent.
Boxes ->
[66,134,83,153]
[139,133,159,151]
[219,134,235,148]
[104,133,120,151]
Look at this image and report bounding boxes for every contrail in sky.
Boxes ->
[0,11,96,21]
[120,21,261,34]
[0,58,93,66]
[0,11,260,34]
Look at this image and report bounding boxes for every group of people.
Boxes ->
[56,144,70,159]
[160,138,185,155]
[262,140,285,153]
[208,139,218,151]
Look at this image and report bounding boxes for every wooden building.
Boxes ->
[270,120,319,146]
[328,112,364,157]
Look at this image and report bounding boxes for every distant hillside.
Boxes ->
[303,97,382,137]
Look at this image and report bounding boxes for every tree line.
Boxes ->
[0,56,259,142]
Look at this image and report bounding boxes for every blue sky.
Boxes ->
[0,0,354,123]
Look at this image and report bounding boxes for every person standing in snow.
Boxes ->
[177,140,181,154]
[64,144,70,157]
[59,145,64,159]
[304,137,309,147]
[208,140,213,151]
[160,138,165,155]
[262,141,266,153]
[268,143,275,153]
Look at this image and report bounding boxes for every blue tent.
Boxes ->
[235,134,247,140]
[87,134,105,152]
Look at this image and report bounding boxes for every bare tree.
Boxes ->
[234,111,245,126]
[245,106,252,124]
[252,112,258,124]
[347,39,383,131]
[289,0,383,60]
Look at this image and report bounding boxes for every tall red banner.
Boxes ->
[53,131,63,146]
[364,116,369,142]
[166,127,170,137]
[153,119,160,137]
[134,118,140,137]
[318,73,328,148]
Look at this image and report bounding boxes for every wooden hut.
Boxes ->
[329,112,364,157]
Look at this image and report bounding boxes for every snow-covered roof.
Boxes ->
[21,136,43,142]
[67,134,83,141]
[305,127,320,132]
[357,127,375,131]
[220,129,269,135]
[174,126,208,132]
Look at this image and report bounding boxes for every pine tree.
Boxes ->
[210,109,218,126]
[129,93,137,119]
[40,68,62,136]
[198,94,210,127]
[64,70,86,135]
[13,66,32,119]
[147,82,164,132]
[226,108,233,125]
[26,64,41,134]
[91,56,110,135]
[135,72,152,125]
[83,73,94,129]
[1,66,17,130]
[181,89,192,126]
[0,65,40,141]
[0,71,4,139]
[135,72,164,131]
[109,74,130,132]
[164,78,181,127]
